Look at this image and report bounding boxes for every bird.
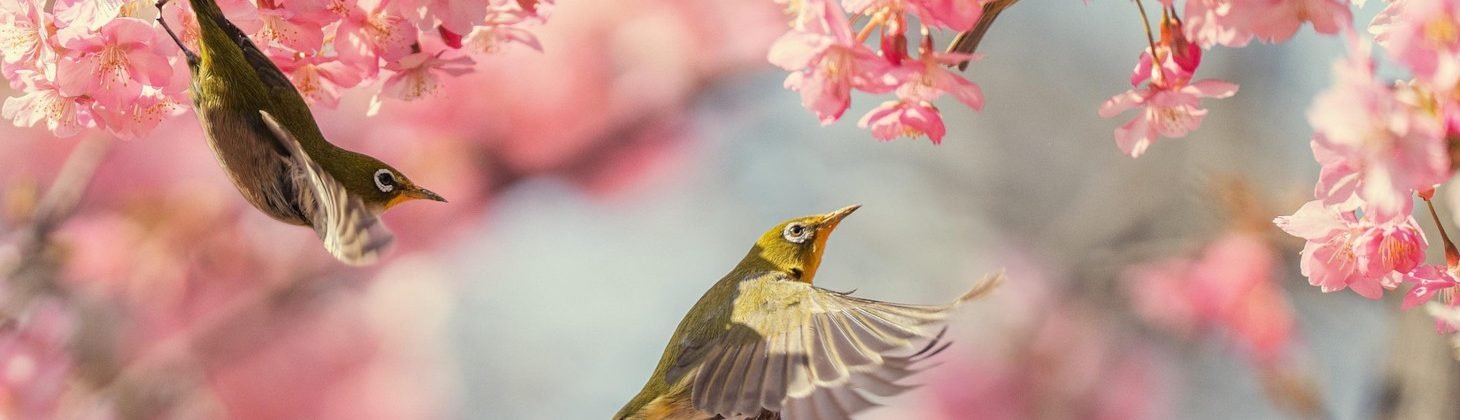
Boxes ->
[614,205,1004,420]
[154,0,445,265]
[945,0,1022,70]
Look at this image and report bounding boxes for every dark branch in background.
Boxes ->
[945,0,1021,70]
[475,67,742,195]
[1,137,109,326]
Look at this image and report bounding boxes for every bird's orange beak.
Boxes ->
[385,186,447,210]
[817,204,860,232]
[799,204,860,284]
[406,187,447,203]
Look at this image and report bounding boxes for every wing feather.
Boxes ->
[259,111,393,265]
[683,271,1004,419]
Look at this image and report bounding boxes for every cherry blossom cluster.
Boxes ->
[1273,0,1460,328]
[1124,232,1297,364]
[0,0,550,140]
[1101,0,1356,157]
[767,0,984,144]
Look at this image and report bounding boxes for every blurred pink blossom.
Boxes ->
[462,9,544,54]
[1124,232,1296,363]
[0,302,73,420]
[1184,0,1255,48]
[1233,0,1352,43]
[925,306,1169,420]
[1383,0,1460,91]
[843,0,984,31]
[1307,39,1447,223]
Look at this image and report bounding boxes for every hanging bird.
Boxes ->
[154,0,444,265]
[615,205,1003,420]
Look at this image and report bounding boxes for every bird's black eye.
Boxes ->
[782,223,809,243]
[373,168,396,193]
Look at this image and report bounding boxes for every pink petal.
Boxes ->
[1273,200,1343,240]
[1115,115,1154,157]
[125,50,172,86]
[102,17,157,46]
[1186,79,1239,98]
[767,31,830,70]
[1099,89,1147,118]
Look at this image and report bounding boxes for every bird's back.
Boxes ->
[184,0,320,226]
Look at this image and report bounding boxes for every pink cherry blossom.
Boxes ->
[1098,79,1238,157]
[334,0,418,75]
[769,0,894,124]
[54,17,172,108]
[1133,14,1203,87]
[1234,0,1352,43]
[890,39,983,109]
[1184,0,1256,48]
[462,10,544,53]
[1275,200,1394,299]
[1310,137,1362,211]
[1,71,94,137]
[93,90,183,139]
[372,50,473,112]
[1307,39,1447,223]
[1383,0,1460,91]
[843,0,983,31]
[1353,216,1428,277]
[51,0,125,32]
[1101,12,1238,158]
[272,52,364,108]
[407,0,489,35]
[252,0,335,53]
[1404,265,1459,309]
[858,99,946,143]
[1124,233,1296,364]
[0,0,52,70]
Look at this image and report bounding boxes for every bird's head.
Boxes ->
[337,152,446,212]
[744,204,860,283]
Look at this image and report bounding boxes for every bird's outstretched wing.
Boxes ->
[259,110,393,265]
[678,271,1004,419]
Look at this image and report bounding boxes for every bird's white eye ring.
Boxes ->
[783,223,809,243]
[374,168,396,193]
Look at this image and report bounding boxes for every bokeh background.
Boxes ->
[1,0,1453,419]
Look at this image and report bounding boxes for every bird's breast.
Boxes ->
[191,101,312,227]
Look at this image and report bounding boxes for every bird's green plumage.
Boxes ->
[186,0,412,207]
[615,206,1003,420]
[165,0,442,264]
[614,213,834,419]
